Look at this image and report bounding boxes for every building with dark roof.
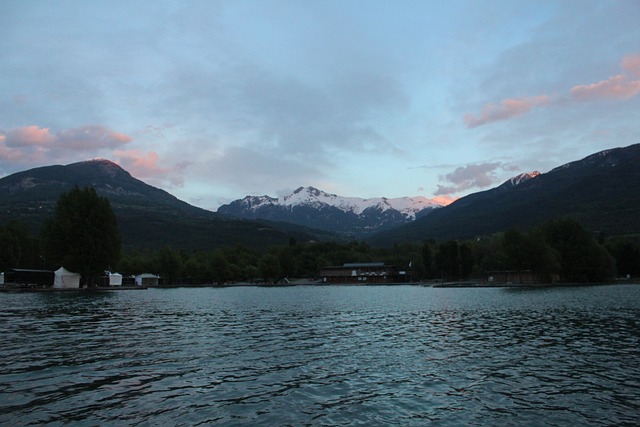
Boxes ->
[319,262,409,284]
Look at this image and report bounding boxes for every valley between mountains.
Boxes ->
[0,143,639,252]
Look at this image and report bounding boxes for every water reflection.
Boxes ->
[1,285,639,425]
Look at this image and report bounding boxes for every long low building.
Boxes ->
[4,269,55,286]
[319,262,410,284]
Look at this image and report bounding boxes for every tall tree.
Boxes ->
[42,186,121,286]
[0,221,33,270]
[259,253,282,284]
[541,218,614,282]
[157,245,182,286]
[422,240,435,279]
[606,236,640,277]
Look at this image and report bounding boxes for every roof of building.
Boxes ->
[342,262,385,267]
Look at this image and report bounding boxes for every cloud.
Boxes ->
[464,95,552,128]
[622,53,640,78]
[0,125,187,192]
[434,162,503,195]
[55,126,132,150]
[6,126,55,145]
[570,61,640,101]
[0,125,132,167]
[192,145,327,193]
[2,125,130,149]
[466,53,640,127]
[113,149,188,187]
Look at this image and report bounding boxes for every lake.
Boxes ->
[1,285,639,426]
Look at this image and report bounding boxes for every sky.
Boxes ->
[1,0,639,210]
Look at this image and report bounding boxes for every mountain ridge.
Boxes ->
[369,143,640,245]
[1,143,638,250]
[217,186,449,237]
[0,159,329,251]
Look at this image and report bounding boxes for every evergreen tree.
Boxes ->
[157,246,182,286]
[422,240,435,279]
[541,218,614,282]
[435,241,460,280]
[259,253,282,283]
[606,236,640,277]
[42,186,121,286]
[0,221,34,270]
[211,250,230,284]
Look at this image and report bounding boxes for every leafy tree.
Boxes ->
[434,240,475,281]
[275,246,296,278]
[259,253,281,283]
[182,252,211,284]
[0,221,36,270]
[157,246,182,286]
[422,240,435,279]
[541,218,614,282]
[497,228,560,280]
[42,186,121,286]
[211,250,230,284]
[606,236,640,277]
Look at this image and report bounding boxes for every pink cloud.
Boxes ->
[622,53,640,78]
[465,52,640,127]
[464,95,552,128]
[56,126,131,150]
[0,125,133,165]
[114,150,188,187]
[7,126,55,145]
[2,125,130,150]
[435,162,502,195]
[0,138,24,162]
[570,74,640,101]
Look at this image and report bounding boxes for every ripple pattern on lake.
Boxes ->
[1,285,640,426]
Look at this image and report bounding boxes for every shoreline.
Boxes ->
[0,285,147,293]
[2,280,637,293]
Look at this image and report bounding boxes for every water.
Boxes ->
[1,285,639,426]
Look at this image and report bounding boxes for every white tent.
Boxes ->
[53,267,81,289]
[135,273,159,286]
[109,272,123,286]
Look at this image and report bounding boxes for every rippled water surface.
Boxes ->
[2,285,640,426]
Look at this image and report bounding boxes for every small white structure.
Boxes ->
[109,272,123,286]
[135,273,159,286]
[0,272,4,285]
[54,267,81,289]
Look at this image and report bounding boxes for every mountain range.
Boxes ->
[0,159,330,251]
[0,143,638,251]
[217,186,448,237]
[369,143,640,245]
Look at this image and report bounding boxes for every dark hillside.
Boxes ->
[370,143,640,245]
[0,160,327,251]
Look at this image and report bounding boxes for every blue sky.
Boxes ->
[1,0,639,209]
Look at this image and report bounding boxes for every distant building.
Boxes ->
[135,273,160,286]
[5,269,54,286]
[319,262,409,284]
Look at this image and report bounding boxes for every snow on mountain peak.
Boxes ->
[273,186,447,218]
[508,171,540,186]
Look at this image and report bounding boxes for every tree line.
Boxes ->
[0,186,638,285]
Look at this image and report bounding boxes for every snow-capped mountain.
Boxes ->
[217,186,449,237]
[507,171,541,187]
[258,186,445,219]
